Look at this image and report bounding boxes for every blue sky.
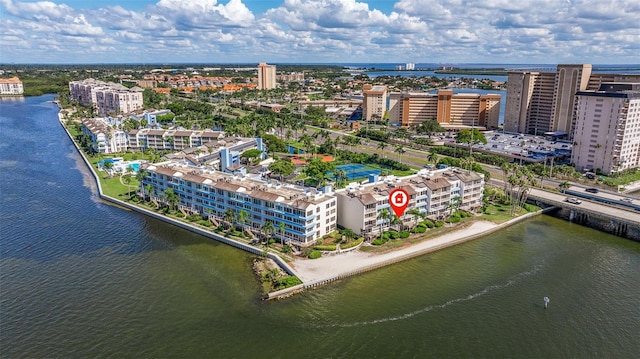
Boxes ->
[1,0,639,64]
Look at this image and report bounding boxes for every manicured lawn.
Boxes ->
[481,203,534,223]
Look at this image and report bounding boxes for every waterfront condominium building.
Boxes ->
[0,77,24,95]
[336,169,484,238]
[69,79,144,116]
[388,90,501,130]
[257,63,277,90]
[362,85,389,122]
[140,161,337,246]
[571,83,640,175]
[504,64,640,137]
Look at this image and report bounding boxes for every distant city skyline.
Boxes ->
[1,0,639,65]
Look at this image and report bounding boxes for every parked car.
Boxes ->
[620,197,633,203]
[585,188,599,194]
[565,197,582,204]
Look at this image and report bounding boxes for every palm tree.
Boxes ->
[395,145,405,162]
[163,188,179,211]
[406,208,423,230]
[278,222,288,245]
[223,208,235,231]
[427,150,438,165]
[377,142,387,157]
[136,169,147,198]
[122,174,133,197]
[145,184,154,202]
[262,221,275,243]
[300,133,313,155]
[559,181,570,194]
[237,209,250,232]
[391,215,402,232]
[377,208,391,236]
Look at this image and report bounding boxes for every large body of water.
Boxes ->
[1,95,639,358]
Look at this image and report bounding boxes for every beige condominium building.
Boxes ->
[362,85,389,121]
[69,78,144,116]
[389,90,501,130]
[571,83,640,175]
[140,161,337,246]
[504,64,640,137]
[336,169,484,238]
[0,77,24,95]
[257,62,277,90]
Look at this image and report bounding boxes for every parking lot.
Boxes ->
[442,131,572,163]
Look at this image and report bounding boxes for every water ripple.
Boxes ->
[314,262,546,328]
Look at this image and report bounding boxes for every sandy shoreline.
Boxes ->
[290,220,500,283]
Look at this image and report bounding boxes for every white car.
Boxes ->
[565,197,582,204]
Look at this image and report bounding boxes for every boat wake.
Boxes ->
[317,262,545,328]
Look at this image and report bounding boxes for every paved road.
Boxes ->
[527,187,640,226]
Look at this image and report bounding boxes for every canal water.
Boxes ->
[1,96,639,358]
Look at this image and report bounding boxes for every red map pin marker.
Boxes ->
[389,188,409,217]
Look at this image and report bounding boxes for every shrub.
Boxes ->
[457,211,469,218]
[413,226,426,233]
[308,250,322,259]
[399,231,410,238]
[423,219,435,228]
[447,216,461,223]
[314,244,337,251]
[372,239,386,246]
[388,231,399,239]
[197,220,212,227]
[277,276,302,289]
[340,237,364,249]
[187,214,202,222]
[435,221,444,227]
[268,238,276,245]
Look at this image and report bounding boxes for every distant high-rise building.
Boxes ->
[504,64,640,137]
[362,85,388,122]
[389,90,501,130]
[257,62,276,90]
[406,63,415,71]
[571,83,640,175]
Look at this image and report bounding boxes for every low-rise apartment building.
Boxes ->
[0,77,24,95]
[336,169,484,238]
[140,162,337,246]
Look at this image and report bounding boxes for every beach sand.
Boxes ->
[290,220,498,283]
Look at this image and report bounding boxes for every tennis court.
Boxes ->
[332,164,381,180]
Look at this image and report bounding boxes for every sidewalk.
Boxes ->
[290,220,499,283]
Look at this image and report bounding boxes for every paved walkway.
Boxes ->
[290,221,498,283]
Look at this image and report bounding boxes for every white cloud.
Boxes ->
[0,0,638,63]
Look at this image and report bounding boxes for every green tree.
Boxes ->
[237,209,250,231]
[223,208,235,231]
[416,119,445,137]
[377,208,391,237]
[163,188,179,211]
[268,158,296,180]
[262,221,275,242]
[455,128,487,155]
[241,148,263,164]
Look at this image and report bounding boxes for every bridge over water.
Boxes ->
[526,188,640,241]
